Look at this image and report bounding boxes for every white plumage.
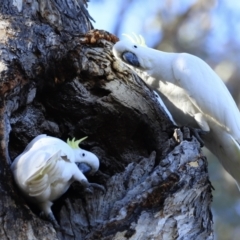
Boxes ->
[112,34,240,189]
[11,134,103,224]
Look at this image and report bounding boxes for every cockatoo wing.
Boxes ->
[172,53,240,138]
[26,135,74,159]
[11,136,74,172]
[23,134,48,152]
[25,150,62,197]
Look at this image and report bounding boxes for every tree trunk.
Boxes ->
[0,1,213,239]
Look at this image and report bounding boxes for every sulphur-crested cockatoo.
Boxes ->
[11,134,104,225]
[112,34,240,189]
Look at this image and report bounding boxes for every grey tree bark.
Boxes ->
[0,1,213,239]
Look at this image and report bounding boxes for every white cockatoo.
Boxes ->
[112,34,240,190]
[11,134,104,225]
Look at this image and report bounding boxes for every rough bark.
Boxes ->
[0,1,213,239]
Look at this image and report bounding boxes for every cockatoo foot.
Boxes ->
[188,127,207,147]
[85,183,106,194]
[90,183,106,193]
[40,211,59,228]
[80,178,106,194]
[40,211,75,236]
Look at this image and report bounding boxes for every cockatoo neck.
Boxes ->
[143,49,176,82]
[129,48,176,86]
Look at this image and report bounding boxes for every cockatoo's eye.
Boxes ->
[134,45,137,48]
[82,153,85,157]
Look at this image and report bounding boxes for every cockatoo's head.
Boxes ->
[112,33,154,70]
[67,137,100,175]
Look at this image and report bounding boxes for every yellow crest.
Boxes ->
[67,136,88,149]
[122,32,147,47]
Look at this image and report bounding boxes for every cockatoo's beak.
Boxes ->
[122,52,140,67]
[76,162,92,175]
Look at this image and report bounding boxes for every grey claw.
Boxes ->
[85,188,94,194]
[87,183,106,194]
[40,211,59,228]
[190,128,206,147]
[40,212,74,236]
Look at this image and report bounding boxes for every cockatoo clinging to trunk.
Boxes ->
[11,134,104,225]
[112,34,240,190]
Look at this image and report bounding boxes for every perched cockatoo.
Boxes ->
[112,34,240,190]
[11,134,104,225]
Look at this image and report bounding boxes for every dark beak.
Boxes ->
[122,52,140,67]
[76,162,92,175]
